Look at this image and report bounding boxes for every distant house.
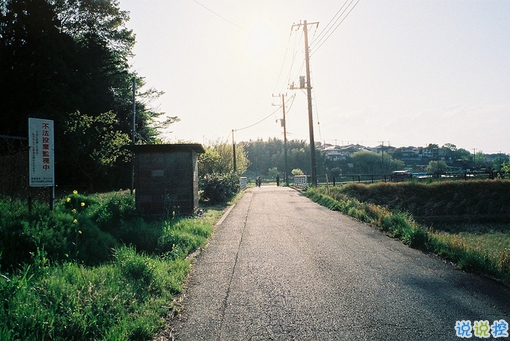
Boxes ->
[321,144,368,161]
[323,145,345,161]
[398,146,421,161]
[370,144,396,156]
[340,144,367,156]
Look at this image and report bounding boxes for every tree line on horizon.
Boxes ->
[200,139,510,181]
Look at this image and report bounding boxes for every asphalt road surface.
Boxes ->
[166,186,510,340]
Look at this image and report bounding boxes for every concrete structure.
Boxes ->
[130,144,205,217]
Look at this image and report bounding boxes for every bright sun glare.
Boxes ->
[245,21,277,63]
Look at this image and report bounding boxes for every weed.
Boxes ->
[0,191,218,340]
[306,185,510,285]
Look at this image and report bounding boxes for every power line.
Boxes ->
[273,30,294,94]
[310,0,350,50]
[191,0,247,32]
[311,69,322,143]
[310,0,360,55]
[280,30,304,94]
[235,107,281,132]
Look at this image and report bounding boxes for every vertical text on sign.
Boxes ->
[29,118,55,187]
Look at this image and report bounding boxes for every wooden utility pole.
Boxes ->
[232,129,237,173]
[273,93,289,186]
[380,141,384,173]
[131,77,136,195]
[292,20,319,186]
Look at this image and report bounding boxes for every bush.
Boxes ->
[200,172,240,205]
[0,190,217,340]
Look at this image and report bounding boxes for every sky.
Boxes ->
[119,0,510,154]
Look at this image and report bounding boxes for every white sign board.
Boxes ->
[29,118,55,187]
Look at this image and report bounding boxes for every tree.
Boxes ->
[267,167,279,178]
[492,154,506,172]
[426,160,448,173]
[442,143,457,152]
[240,138,327,176]
[348,150,404,174]
[473,151,489,169]
[198,143,249,176]
[62,111,131,188]
[0,0,171,189]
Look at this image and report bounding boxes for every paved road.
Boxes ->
[167,186,510,340]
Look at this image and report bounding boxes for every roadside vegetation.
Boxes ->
[0,191,225,340]
[305,180,510,286]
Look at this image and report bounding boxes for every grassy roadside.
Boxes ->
[305,184,510,286]
[0,192,227,341]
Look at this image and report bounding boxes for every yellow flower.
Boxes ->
[78,230,82,234]
[66,197,71,203]
[73,219,78,224]
[81,202,85,207]
[71,209,77,214]
[73,190,78,195]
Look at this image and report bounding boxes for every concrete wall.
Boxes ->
[133,145,202,217]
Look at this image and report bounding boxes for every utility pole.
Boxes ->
[473,148,476,169]
[232,129,237,173]
[131,77,136,196]
[292,20,319,186]
[273,93,289,186]
[379,141,384,173]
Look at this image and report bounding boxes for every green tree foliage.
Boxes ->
[493,155,507,172]
[240,138,327,176]
[62,111,131,188]
[267,167,279,178]
[0,0,170,189]
[350,150,404,174]
[473,151,489,168]
[198,143,249,176]
[442,143,471,167]
[426,160,449,173]
[198,143,247,204]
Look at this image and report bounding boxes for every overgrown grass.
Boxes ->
[306,184,510,285]
[334,180,510,218]
[0,191,219,340]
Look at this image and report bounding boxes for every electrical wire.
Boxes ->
[310,0,360,56]
[311,69,322,143]
[310,0,350,50]
[191,0,247,32]
[285,93,297,115]
[235,107,281,132]
[272,25,305,95]
[273,30,294,94]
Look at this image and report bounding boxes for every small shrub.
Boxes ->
[499,248,510,273]
[200,172,240,204]
[402,227,428,248]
